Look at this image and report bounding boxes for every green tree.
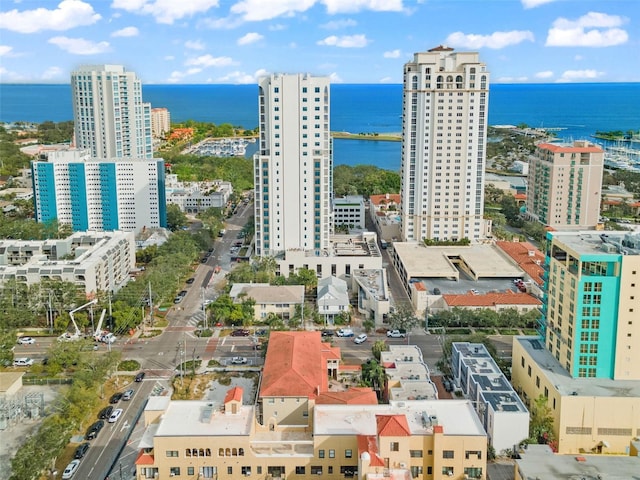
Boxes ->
[361,359,387,400]
[387,306,421,332]
[166,204,188,231]
[528,394,556,448]
[371,339,389,361]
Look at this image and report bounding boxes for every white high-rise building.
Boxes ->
[71,65,152,159]
[400,46,490,242]
[254,74,332,257]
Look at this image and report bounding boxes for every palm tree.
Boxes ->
[361,359,388,400]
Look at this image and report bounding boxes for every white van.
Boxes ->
[13,358,34,367]
[336,328,354,337]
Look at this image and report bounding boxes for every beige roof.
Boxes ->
[0,372,24,393]
[234,285,304,305]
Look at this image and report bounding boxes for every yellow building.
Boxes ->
[512,336,640,455]
[136,331,488,479]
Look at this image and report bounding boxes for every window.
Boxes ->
[410,450,423,458]
[227,467,233,475]
[442,466,454,475]
[329,449,335,458]
[318,449,325,458]
[465,450,482,460]
[242,466,251,475]
[295,466,305,474]
[345,449,352,458]
[166,450,178,457]
[187,467,194,476]
[170,467,181,476]
[311,466,322,475]
[464,467,483,479]
[443,450,454,459]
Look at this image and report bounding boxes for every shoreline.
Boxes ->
[331,131,401,142]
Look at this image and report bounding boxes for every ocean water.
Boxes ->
[1,83,638,170]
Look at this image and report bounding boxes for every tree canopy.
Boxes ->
[333,165,400,197]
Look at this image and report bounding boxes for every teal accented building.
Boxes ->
[540,230,640,380]
[32,149,166,233]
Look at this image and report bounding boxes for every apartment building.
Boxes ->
[71,64,152,159]
[165,175,233,214]
[151,107,171,139]
[525,141,604,229]
[451,342,529,453]
[333,196,366,229]
[0,231,135,295]
[254,74,332,257]
[136,331,488,479]
[400,46,490,242]
[511,230,640,453]
[32,149,167,233]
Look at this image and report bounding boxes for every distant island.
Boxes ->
[331,131,401,142]
[593,130,640,142]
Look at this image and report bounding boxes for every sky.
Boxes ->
[0,0,638,84]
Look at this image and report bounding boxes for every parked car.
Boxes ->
[354,334,368,344]
[108,408,123,423]
[85,420,104,440]
[17,336,35,345]
[98,405,113,420]
[186,277,195,284]
[135,372,146,382]
[62,460,80,479]
[336,328,354,337]
[178,290,187,297]
[74,442,90,459]
[122,389,135,401]
[231,329,250,337]
[109,392,123,404]
[386,329,406,338]
[321,330,335,337]
[200,257,208,263]
[13,357,34,367]
[231,356,248,365]
[173,296,184,304]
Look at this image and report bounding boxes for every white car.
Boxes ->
[354,334,368,344]
[336,328,354,337]
[17,336,36,345]
[13,357,34,367]
[61,459,80,479]
[108,408,123,423]
[386,330,406,338]
[231,356,248,365]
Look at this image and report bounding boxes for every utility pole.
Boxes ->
[201,287,207,330]
[148,281,153,329]
[48,291,54,333]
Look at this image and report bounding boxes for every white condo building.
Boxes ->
[71,65,152,159]
[400,46,490,242]
[254,74,332,257]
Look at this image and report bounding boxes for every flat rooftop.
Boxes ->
[550,230,640,256]
[393,242,523,280]
[353,269,388,301]
[313,400,486,437]
[154,401,254,437]
[381,346,438,401]
[516,336,640,397]
[515,444,640,480]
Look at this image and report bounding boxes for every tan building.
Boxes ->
[136,331,488,479]
[229,283,304,321]
[151,107,171,139]
[369,194,402,243]
[525,141,604,229]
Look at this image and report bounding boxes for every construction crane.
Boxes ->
[57,299,98,342]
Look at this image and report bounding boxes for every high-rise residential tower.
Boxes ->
[400,46,489,242]
[525,141,604,230]
[253,74,332,257]
[71,65,152,159]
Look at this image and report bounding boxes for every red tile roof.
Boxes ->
[496,241,545,285]
[414,283,427,292]
[358,435,385,467]
[261,331,326,398]
[443,290,541,307]
[433,425,444,434]
[135,451,155,465]
[316,387,378,405]
[376,414,411,436]
[370,194,401,206]
[224,386,243,404]
[537,142,603,153]
[514,193,527,200]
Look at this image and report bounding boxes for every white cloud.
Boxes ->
[323,0,404,14]
[237,32,264,45]
[535,70,554,79]
[111,0,220,25]
[217,68,268,84]
[0,45,13,57]
[328,72,343,83]
[558,69,604,82]
[574,54,584,61]
[546,12,628,47]
[201,15,245,29]
[42,66,63,80]
[446,30,534,49]
[320,18,357,29]
[164,55,175,61]
[48,36,110,55]
[112,26,139,37]
[185,40,206,50]
[185,54,235,67]
[496,76,529,83]
[230,0,402,22]
[317,34,369,48]
[383,49,401,58]
[268,24,287,31]
[0,66,29,82]
[0,0,101,33]
[521,0,557,9]
[167,67,203,83]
